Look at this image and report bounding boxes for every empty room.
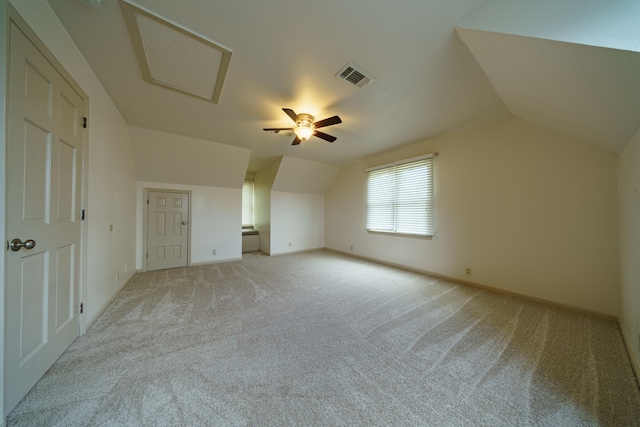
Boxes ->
[2,0,640,425]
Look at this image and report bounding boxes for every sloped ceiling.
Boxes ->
[129,126,250,188]
[456,29,640,153]
[458,0,640,52]
[45,0,639,176]
[272,157,340,194]
[457,0,640,154]
[46,0,508,172]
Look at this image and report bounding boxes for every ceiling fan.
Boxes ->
[264,108,342,145]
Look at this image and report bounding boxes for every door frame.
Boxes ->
[142,188,192,272]
[3,5,90,418]
[1,0,8,423]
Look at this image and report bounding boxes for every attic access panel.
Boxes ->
[120,0,232,103]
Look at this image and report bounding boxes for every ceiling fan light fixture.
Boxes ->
[81,0,102,7]
[263,108,340,145]
[294,125,314,141]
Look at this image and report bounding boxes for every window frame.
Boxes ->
[365,153,435,238]
[242,181,255,229]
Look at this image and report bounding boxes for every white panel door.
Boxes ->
[5,23,84,412]
[147,191,189,271]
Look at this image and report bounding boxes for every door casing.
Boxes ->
[4,5,90,414]
[142,188,191,272]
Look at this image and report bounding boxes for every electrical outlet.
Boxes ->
[288,243,292,247]
[212,249,217,255]
[465,267,472,276]
[350,245,354,251]
[116,272,120,282]
[124,264,128,274]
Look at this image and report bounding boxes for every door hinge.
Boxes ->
[83,117,87,128]
[147,199,149,205]
[80,303,84,314]
[81,209,85,220]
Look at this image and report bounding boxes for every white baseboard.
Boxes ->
[329,247,640,383]
[327,248,617,321]
[619,323,640,386]
[269,247,324,257]
[190,257,242,267]
[85,273,134,331]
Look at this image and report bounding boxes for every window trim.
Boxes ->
[366,229,434,239]
[242,181,255,229]
[365,152,436,237]
[364,153,435,173]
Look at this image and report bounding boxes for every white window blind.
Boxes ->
[242,181,254,227]
[366,154,435,236]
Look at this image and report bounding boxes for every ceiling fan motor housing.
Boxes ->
[296,113,315,128]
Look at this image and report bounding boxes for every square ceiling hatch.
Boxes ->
[120,0,232,103]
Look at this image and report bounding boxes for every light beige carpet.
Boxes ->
[7,250,640,426]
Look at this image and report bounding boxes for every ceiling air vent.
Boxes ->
[336,62,375,88]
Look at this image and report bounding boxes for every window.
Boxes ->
[242,181,254,228]
[366,153,435,236]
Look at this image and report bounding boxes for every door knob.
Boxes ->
[9,238,36,251]
[181,221,187,225]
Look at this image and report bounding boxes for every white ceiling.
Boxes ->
[47,0,639,171]
[457,28,640,153]
[458,0,640,52]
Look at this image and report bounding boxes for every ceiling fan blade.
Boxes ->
[282,108,299,123]
[292,137,302,146]
[263,127,294,131]
[314,131,337,142]
[313,115,342,129]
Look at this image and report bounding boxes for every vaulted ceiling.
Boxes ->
[48,0,640,171]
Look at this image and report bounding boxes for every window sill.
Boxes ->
[366,230,433,240]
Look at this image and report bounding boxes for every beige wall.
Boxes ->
[254,156,337,255]
[326,116,619,315]
[270,192,325,255]
[619,128,640,375]
[136,182,242,269]
[129,126,250,269]
[254,158,280,254]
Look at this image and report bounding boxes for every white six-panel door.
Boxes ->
[5,23,84,412]
[147,191,189,271]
